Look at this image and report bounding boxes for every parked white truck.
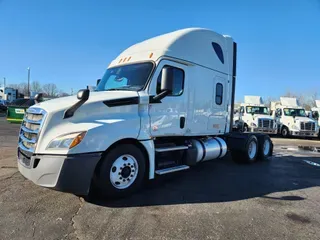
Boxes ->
[237,96,277,134]
[17,28,273,198]
[272,97,318,138]
[310,100,320,137]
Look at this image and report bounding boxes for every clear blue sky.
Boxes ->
[1,0,320,101]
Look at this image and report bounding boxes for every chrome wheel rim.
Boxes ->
[263,139,270,156]
[248,141,257,160]
[110,154,138,189]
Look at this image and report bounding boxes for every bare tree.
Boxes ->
[58,90,70,97]
[310,91,318,107]
[264,97,277,107]
[42,83,58,97]
[31,81,42,93]
[7,83,28,95]
[7,84,19,90]
[284,90,297,98]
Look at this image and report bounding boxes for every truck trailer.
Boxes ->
[272,97,318,138]
[17,28,273,198]
[237,96,277,134]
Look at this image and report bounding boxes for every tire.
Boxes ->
[231,135,259,163]
[281,126,289,138]
[257,135,273,160]
[93,144,146,198]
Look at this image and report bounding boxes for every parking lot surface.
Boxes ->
[0,116,320,240]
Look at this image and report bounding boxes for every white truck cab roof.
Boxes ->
[108,28,234,75]
[279,97,302,108]
[240,96,266,107]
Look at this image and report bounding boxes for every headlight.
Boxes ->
[250,123,257,127]
[47,132,87,150]
[291,125,298,130]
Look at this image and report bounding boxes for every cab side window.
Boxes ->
[156,66,184,96]
[215,83,223,105]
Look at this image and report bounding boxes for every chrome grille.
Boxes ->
[300,122,315,131]
[258,119,274,129]
[23,121,40,131]
[18,108,47,165]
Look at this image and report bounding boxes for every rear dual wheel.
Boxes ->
[258,135,273,160]
[231,135,258,163]
[232,134,272,163]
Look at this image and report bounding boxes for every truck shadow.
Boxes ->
[86,154,320,208]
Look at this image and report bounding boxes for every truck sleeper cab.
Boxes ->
[17,28,273,198]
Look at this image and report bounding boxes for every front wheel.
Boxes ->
[281,126,289,138]
[93,144,146,198]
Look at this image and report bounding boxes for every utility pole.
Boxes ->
[27,67,30,97]
[3,77,6,88]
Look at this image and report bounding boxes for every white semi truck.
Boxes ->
[17,28,273,198]
[0,87,17,102]
[237,96,277,134]
[310,100,320,137]
[272,97,318,138]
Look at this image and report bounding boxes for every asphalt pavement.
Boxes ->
[0,116,319,240]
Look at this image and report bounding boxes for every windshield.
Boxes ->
[96,62,154,91]
[284,108,306,117]
[246,106,269,115]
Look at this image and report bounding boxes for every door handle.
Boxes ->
[180,116,185,129]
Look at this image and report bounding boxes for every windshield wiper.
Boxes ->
[105,85,142,91]
[106,88,131,91]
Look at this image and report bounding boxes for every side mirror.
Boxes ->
[96,79,101,86]
[160,66,174,93]
[153,67,174,101]
[77,89,90,101]
[34,93,43,104]
[64,89,90,119]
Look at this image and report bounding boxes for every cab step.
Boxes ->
[155,146,188,153]
[155,165,190,175]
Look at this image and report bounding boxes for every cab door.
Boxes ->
[207,76,228,134]
[148,60,187,137]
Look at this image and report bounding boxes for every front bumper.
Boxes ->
[17,148,102,195]
[290,131,318,137]
[250,127,277,134]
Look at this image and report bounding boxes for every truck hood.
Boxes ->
[294,117,315,123]
[33,91,139,113]
[252,114,274,120]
